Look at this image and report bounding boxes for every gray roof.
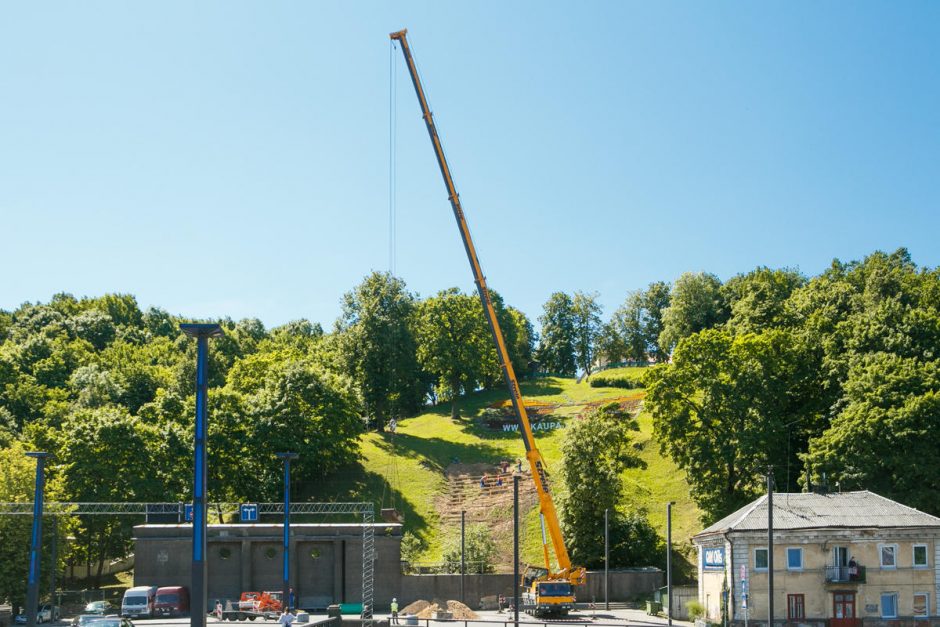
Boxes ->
[696,491,940,538]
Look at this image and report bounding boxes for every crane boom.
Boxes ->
[390,29,583,587]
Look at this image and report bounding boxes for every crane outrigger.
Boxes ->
[390,29,585,615]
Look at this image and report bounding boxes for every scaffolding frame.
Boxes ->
[0,502,375,625]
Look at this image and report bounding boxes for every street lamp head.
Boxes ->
[179,323,224,339]
[276,452,299,461]
[25,452,50,459]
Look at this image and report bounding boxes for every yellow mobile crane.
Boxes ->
[390,29,586,616]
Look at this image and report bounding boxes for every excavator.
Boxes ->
[390,29,586,616]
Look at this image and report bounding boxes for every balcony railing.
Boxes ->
[825,565,866,583]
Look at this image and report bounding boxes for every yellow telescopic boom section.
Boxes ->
[390,28,584,586]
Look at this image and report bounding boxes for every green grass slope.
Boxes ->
[304,370,701,568]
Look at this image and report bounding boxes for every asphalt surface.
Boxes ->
[50,611,693,627]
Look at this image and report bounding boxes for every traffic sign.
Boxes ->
[240,503,259,523]
[740,564,747,582]
[184,503,193,522]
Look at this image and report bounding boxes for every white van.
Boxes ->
[122,586,157,618]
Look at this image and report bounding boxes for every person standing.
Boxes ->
[390,598,399,624]
[278,609,296,627]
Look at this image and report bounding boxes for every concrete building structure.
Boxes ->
[134,523,402,608]
[692,491,940,627]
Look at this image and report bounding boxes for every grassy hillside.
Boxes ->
[304,368,701,569]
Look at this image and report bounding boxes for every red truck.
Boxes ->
[154,587,190,617]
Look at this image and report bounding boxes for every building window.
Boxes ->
[880,544,898,568]
[787,547,804,570]
[754,547,768,571]
[788,594,805,620]
[913,593,929,618]
[914,544,929,568]
[881,593,898,618]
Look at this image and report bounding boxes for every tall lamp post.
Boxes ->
[667,501,675,627]
[181,323,223,627]
[277,452,299,611]
[25,452,49,627]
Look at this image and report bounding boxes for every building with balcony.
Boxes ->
[692,491,940,627]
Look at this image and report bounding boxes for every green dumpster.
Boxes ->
[646,601,662,615]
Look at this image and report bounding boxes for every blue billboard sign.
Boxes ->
[703,546,726,570]
[240,503,259,523]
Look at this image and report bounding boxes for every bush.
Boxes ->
[687,600,705,621]
[589,373,644,388]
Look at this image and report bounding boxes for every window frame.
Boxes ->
[787,594,806,620]
[786,547,804,571]
[754,547,769,571]
[913,544,929,568]
[881,592,898,619]
[913,592,929,618]
[879,543,898,569]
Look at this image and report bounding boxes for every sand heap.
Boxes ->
[413,600,479,620]
[401,600,430,615]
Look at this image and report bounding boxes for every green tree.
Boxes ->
[559,402,645,567]
[415,289,494,419]
[659,272,728,354]
[440,523,497,573]
[536,292,577,376]
[607,291,647,364]
[644,329,820,523]
[643,281,672,362]
[336,272,427,425]
[57,406,162,585]
[722,267,805,333]
[572,292,603,376]
[805,354,940,513]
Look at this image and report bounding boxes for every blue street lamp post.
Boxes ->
[25,451,49,627]
[181,323,223,627]
[276,452,298,611]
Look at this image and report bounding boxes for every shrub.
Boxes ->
[687,600,705,621]
[589,373,644,388]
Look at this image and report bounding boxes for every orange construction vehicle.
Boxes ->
[220,591,282,621]
[390,29,586,616]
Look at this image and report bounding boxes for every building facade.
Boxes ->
[693,491,940,627]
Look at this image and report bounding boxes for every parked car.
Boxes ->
[71,615,106,627]
[81,619,133,627]
[83,602,111,616]
[15,606,58,624]
[154,587,189,618]
[120,587,156,619]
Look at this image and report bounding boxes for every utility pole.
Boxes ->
[513,475,519,627]
[667,501,674,627]
[277,452,298,611]
[25,451,49,627]
[460,510,466,603]
[180,323,223,627]
[604,508,609,611]
[767,468,775,627]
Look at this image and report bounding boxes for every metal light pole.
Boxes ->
[767,468,775,627]
[276,452,299,611]
[460,510,466,603]
[667,502,675,627]
[181,322,223,627]
[513,475,519,627]
[25,452,49,627]
[604,508,609,611]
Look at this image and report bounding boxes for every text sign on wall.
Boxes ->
[703,547,726,570]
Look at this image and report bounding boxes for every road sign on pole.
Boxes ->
[184,503,194,522]
[240,504,258,523]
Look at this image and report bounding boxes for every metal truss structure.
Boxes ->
[0,502,375,625]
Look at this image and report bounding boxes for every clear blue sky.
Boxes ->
[2,2,938,328]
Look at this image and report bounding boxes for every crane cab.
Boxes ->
[523,580,575,617]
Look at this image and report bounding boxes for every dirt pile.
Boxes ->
[401,600,430,615]
[413,600,478,619]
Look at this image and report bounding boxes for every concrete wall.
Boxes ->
[398,569,663,608]
[134,523,403,607]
